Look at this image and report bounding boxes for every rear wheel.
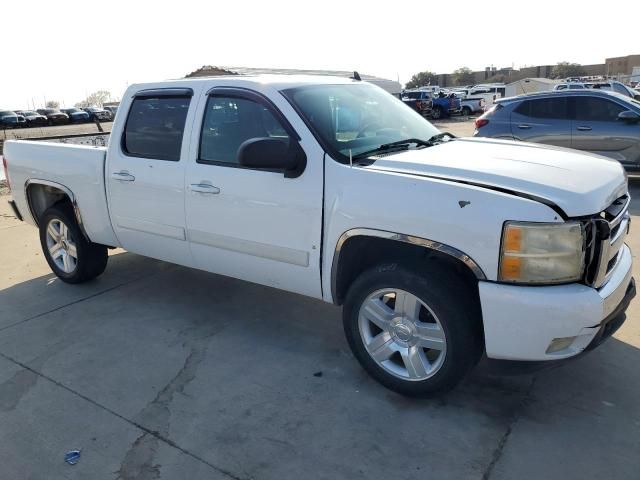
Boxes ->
[39,204,108,283]
[462,106,472,116]
[431,106,443,120]
[343,263,482,396]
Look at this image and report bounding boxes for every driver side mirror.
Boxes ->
[617,110,640,123]
[238,137,307,178]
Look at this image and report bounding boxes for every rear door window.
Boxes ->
[514,98,568,119]
[123,95,191,161]
[574,97,625,122]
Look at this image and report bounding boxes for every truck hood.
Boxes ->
[362,137,627,217]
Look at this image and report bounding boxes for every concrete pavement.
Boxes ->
[0,179,638,480]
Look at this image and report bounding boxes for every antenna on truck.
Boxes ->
[352,71,361,81]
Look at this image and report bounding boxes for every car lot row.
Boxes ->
[0,105,117,128]
[473,89,640,172]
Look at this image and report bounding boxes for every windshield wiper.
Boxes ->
[352,138,430,160]
[426,132,456,144]
[352,133,456,160]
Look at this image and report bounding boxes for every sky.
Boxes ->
[1,0,637,109]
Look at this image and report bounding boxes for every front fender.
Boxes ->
[321,160,561,302]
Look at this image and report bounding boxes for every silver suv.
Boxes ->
[473,90,640,171]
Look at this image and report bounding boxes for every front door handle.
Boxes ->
[576,125,592,131]
[517,124,532,129]
[190,183,220,194]
[111,171,135,182]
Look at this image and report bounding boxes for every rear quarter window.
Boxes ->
[513,98,567,119]
[122,96,191,161]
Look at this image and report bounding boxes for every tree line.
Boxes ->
[43,90,114,110]
[405,62,587,89]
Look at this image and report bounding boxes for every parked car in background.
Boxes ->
[83,106,111,122]
[103,105,118,118]
[402,89,461,119]
[451,85,503,107]
[401,90,433,117]
[37,109,69,125]
[0,111,26,129]
[473,90,640,171]
[459,96,485,116]
[15,110,48,127]
[554,83,586,90]
[61,108,90,123]
[586,81,640,100]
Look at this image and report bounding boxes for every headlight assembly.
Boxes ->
[499,222,585,284]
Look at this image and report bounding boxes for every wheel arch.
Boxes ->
[330,229,486,306]
[25,179,90,241]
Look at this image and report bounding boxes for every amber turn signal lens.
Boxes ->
[500,257,521,281]
[503,225,522,253]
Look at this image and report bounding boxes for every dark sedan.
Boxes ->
[473,90,640,172]
[15,110,48,127]
[37,108,69,125]
[61,108,90,123]
[83,106,112,122]
[0,111,26,129]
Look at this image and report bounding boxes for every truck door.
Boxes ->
[509,97,571,148]
[106,88,195,266]
[571,95,640,169]
[184,88,323,299]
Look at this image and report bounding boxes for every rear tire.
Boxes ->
[431,106,442,120]
[462,106,472,116]
[343,263,482,396]
[39,204,108,284]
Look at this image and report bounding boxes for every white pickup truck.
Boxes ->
[3,75,635,396]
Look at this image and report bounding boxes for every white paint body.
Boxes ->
[3,75,633,362]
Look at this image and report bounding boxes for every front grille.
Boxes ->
[585,194,630,289]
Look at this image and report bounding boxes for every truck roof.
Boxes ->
[127,74,360,94]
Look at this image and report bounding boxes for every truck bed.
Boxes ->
[4,139,119,247]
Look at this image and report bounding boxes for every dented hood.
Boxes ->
[363,137,628,217]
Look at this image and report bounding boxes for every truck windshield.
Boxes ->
[282,84,440,160]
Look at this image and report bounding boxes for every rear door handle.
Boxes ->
[576,126,592,131]
[517,124,532,129]
[190,183,220,194]
[111,171,135,182]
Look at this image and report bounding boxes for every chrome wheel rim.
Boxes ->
[358,288,447,381]
[45,219,78,274]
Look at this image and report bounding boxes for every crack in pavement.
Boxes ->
[0,350,248,480]
[116,321,235,480]
[115,348,205,480]
[481,377,537,480]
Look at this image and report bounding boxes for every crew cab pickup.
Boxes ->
[3,76,635,396]
[460,96,486,116]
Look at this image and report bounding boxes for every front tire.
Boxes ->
[431,106,442,120]
[39,204,108,283]
[343,263,482,396]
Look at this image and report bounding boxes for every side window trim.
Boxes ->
[196,87,301,170]
[121,90,192,162]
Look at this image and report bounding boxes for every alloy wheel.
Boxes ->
[45,219,78,274]
[358,289,447,381]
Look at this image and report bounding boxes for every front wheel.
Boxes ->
[39,204,108,283]
[343,264,482,396]
[431,106,442,120]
